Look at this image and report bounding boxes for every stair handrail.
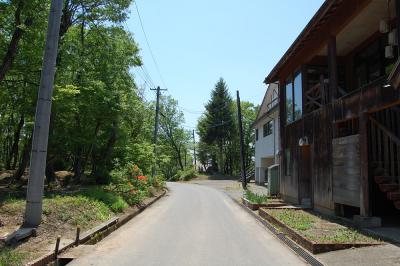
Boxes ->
[369,115,400,146]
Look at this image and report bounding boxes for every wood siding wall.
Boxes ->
[281,81,400,214]
[332,135,361,207]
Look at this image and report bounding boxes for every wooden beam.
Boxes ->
[359,112,370,216]
[328,35,338,101]
[396,0,400,57]
[278,0,372,82]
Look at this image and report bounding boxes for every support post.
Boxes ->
[150,86,166,178]
[359,112,370,217]
[328,35,338,101]
[236,91,247,189]
[396,0,400,56]
[24,0,63,227]
[193,129,196,170]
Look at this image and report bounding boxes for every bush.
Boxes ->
[244,190,268,204]
[108,163,151,206]
[81,187,128,213]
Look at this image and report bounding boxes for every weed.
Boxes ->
[81,187,128,213]
[0,248,24,266]
[244,190,268,204]
[268,209,315,231]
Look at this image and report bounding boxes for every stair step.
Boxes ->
[387,192,400,201]
[374,176,396,184]
[379,183,399,192]
[394,201,400,210]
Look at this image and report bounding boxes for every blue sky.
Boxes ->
[126,0,324,129]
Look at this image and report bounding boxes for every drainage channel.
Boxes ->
[231,195,324,266]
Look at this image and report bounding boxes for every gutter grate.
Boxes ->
[232,196,324,266]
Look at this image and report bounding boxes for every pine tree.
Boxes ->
[202,78,235,173]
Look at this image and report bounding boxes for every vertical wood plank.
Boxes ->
[359,112,370,216]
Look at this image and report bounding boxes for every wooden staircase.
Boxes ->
[369,106,400,210]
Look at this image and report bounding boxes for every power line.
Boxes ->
[134,1,167,89]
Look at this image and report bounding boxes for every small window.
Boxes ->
[255,129,259,141]
[263,121,273,137]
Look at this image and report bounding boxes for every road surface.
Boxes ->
[70,182,307,266]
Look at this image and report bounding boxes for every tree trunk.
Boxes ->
[0,0,32,83]
[73,147,83,183]
[13,136,32,181]
[94,122,117,183]
[8,114,24,170]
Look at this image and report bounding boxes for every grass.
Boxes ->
[266,209,380,244]
[42,195,112,227]
[80,187,128,213]
[0,248,24,266]
[268,209,315,231]
[244,190,268,204]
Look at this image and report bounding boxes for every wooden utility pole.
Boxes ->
[236,91,247,189]
[151,86,166,178]
[24,0,63,227]
[193,129,196,170]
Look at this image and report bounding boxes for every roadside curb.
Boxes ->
[227,194,324,266]
[26,189,167,266]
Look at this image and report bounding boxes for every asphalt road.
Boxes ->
[69,182,306,266]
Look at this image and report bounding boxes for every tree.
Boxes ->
[159,96,191,172]
[198,78,235,174]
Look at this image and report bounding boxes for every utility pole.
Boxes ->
[151,86,166,178]
[24,0,63,227]
[236,90,247,189]
[192,129,196,170]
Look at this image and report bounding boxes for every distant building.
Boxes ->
[252,83,280,185]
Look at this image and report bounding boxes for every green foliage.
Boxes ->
[197,78,258,175]
[244,190,268,204]
[0,248,24,266]
[42,196,111,227]
[80,187,128,213]
[268,209,315,231]
[170,168,198,181]
[108,163,150,205]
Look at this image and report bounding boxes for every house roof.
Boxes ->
[264,0,344,83]
[252,83,279,128]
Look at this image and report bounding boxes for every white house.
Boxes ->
[252,83,279,185]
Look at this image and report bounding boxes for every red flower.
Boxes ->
[137,175,147,181]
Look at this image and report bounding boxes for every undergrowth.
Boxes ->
[244,190,268,204]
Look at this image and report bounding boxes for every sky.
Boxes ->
[126,0,325,130]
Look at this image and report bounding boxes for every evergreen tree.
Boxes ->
[200,78,235,173]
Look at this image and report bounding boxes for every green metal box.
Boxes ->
[267,164,280,196]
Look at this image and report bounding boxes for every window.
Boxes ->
[255,129,259,141]
[285,72,303,124]
[263,121,273,137]
[285,79,293,124]
[293,72,303,121]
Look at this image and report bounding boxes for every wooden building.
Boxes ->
[265,0,400,223]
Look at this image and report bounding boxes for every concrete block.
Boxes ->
[353,215,382,228]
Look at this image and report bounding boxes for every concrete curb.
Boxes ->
[227,194,324,266]
[26,189,167,266]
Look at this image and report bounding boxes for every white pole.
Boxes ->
[24,0,63,227]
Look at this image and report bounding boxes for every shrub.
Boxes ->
[81,187,128,213]
[244,190,268,204]
[169,168,198,182]
[108,163,151,206]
